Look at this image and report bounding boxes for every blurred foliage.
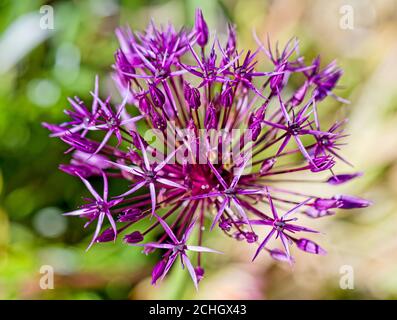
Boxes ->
[0,0,396,299]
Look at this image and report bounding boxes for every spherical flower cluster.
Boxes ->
[43,9,370,288]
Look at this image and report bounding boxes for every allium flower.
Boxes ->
[43,9,371,288]
[64,171,123,250]
[250,187,319,261]
[131,213,221,289]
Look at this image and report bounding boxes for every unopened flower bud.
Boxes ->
[195,9,209,47]
[184,82,201,109]
[220,84,233,107]
[124,231,144,244]
[151,259,167,285]
[295,238,326,255]
[149,84,165,108]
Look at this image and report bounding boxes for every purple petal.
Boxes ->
[93,129,114,155]
[304,207,335,219]
[154,213,178,244]
[248,219,273,226]
[154,145,183,172]
[231,197,250,226]
[130,242,175,250]
[182,217,198,242]
[230,154,251,189]
[282,198,312,219]
[182,253,198,290]
[118,180,146,198]
[77,174,101,202]
[265,187,279,220]
[120,114,145,126]
[252,229,276,261]
[86,211,105,251]
[277,89,291,122]
[63,208,87,216]
[162,253,178,280]
[101,171,109,201]
[279,232,291,259]
[187,245,223,254]
[183,191,223,201]
[207,160,228,190]
[107,161,144,176]
[211,198,228,231]
[293,135,314,166]
[285,223,319,233]
[149,183,157,215]
[106,211,117,241]
[138,135,151,170]
[268,248,295,263]
[156,177,186,190]
[275,134,291,157]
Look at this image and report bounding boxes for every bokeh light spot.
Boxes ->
[27,79,60,107]
[33,207,67,238]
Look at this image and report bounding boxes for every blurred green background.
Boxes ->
[0,0,395,299]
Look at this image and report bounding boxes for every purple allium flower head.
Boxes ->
[43,9,370,288]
